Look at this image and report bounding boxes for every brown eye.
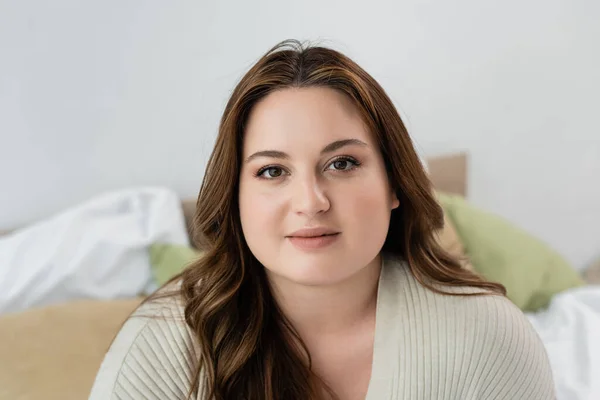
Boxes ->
[327,157,360,172]
[333,160,349,170]
[257,166,284,179]
[266,167,282,177]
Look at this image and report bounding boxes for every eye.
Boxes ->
[326,156,360,172]
[255,166,286,179]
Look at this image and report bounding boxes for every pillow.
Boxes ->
[437,192,585,312]
[0,187,189,314]
[0,297,143,400]
[149,243,202,286]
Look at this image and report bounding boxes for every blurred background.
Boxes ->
[1,2,600,399]
[1,0,598,270]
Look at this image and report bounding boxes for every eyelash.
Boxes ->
[254,156,361,180]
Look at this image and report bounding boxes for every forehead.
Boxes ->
[243,87,373,155]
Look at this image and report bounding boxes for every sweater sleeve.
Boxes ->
[88,298,202,400]
[476,295,556,400]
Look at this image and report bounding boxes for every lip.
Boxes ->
[287,233,340,250]
[286,227,341,251]
[287,227,340,238]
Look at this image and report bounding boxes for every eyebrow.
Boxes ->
[244,138,368,164]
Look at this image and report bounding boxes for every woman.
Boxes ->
[90,40,555,400]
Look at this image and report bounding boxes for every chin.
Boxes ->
[277,257,356,287]
[284,272,349,287]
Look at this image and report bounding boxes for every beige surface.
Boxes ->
[584,258,600,284]
[427,152,468,197]
[0,298,143,400]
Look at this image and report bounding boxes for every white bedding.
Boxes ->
[527,285,600,400]
[0,187,189,314]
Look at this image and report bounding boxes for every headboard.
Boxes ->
[426,152,468,197]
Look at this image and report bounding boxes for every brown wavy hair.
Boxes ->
[155,39,506,400]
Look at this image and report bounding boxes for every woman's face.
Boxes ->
[239,87,399,287]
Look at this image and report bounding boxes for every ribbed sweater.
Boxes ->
[89,252,555,399]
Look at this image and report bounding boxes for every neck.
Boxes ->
[267,253,382,340]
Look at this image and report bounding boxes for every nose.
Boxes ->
[291,174,331,218]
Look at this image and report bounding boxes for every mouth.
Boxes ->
[287,232,341,250]
[292,233,338,238]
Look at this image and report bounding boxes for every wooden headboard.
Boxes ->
[426,152,468,197]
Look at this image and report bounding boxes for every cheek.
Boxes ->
[239,185,285,240]
[349,190,390,220]
[342,181,393,241]
[239,184,290,269]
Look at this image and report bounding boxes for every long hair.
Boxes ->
[155,39,506,400]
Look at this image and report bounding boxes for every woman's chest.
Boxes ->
[308,329,375,400]
[312,348,373,400]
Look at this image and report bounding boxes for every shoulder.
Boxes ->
[463,293,556,398]
[89,288,201,400]
[381,253,556,399]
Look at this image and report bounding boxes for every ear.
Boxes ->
[391,190,400,210]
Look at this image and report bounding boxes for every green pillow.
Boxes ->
[149,243,202,286]
[437,192,584,312]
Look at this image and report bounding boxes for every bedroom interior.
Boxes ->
[1,1,599,399]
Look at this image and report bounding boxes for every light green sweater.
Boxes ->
[89,253,555,399]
